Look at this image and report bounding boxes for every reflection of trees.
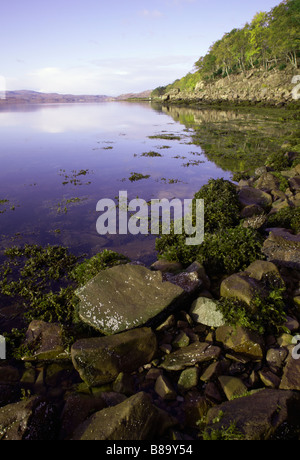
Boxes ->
[152,103,295,173]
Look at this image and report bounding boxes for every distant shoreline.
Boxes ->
[0,89,152,105]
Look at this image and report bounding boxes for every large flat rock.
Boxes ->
[76,263,184,335]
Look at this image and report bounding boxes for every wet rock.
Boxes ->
[205,389,300,440]
[240,204,265,218]
[172,330,190,349]
[163,271,202,294]
[0,396,58,440]
[215,326,264,361]
[71,392,161,440]
[71,327,157,386]
[150,259,183,273]
[154,375,177,400]
[255,172,280,193]
[59,393,108,440]
[160,342,221,371]
[258,368,281,388]
[23,320,66,361]
[288,176,300,192]
[244,260,281,281]
[220,273,263,307]
[280,351,300,391]
[177,367,200,392]
[238,186,272,210]
[262,229,300,270]
[266,347,288,372]
[189,297,226,328]
[76,264,184,335]
[218,375,248,400]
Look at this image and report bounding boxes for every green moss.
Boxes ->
[193,178,240,233]
[71,249,130,287]
[266,207,300,234]
[216,274,288,335]
[197,227,264,277]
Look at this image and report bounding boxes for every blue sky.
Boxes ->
[1,0,282,96]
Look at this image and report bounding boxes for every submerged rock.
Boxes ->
[76,263,184,335]
[71,327,157,386]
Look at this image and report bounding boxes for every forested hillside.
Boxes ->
[152,0,299,97]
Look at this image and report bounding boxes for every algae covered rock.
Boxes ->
[76,263,184,335]
[71,327,157,386]
[215,326,264,361]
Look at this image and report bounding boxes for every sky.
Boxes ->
[1,0,282,96]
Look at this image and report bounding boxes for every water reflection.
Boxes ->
[0,101,294,263]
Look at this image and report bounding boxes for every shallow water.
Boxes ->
[0,101,234,264]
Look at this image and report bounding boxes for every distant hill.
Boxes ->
[1,90,111,104]
[115,90,152,100]
[0,89,152,105]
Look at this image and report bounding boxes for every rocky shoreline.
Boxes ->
[0,150,300,441]
[156,67,299,108]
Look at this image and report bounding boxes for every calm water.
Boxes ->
[0,101,231,264]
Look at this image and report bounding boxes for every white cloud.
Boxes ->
[7,55,197,96]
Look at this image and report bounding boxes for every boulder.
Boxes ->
[76,264,184,335]
[71,327,157,386]
[218,375,248,400]
[215,326,264,361]
[189,297,226,328]
[262,229,300,270]
[150,259,183,273]
[205,389,300,440]
[160,342,221,371]
[280,351,300,391]
[71,392,161,440]
[238,186,272,209]
[288,176,300,192]
[244,260,281,281]
[0,396,58,440]
[220,273,262,307]
[23,320,66,361]
[255,172,280,193]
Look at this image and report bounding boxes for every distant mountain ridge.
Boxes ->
[0,89,152,104]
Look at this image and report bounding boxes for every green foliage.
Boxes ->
[265,151,291,171]
[266,207,300,234]
[193,178,240,233]
[71,249,130,287]
[272,172,290,191]
[155,179,263,275]
[0,245,129,326]
[196,227,264,277]
[217,274,288,335]
[0,245,79,324]
[152,0,300,97]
